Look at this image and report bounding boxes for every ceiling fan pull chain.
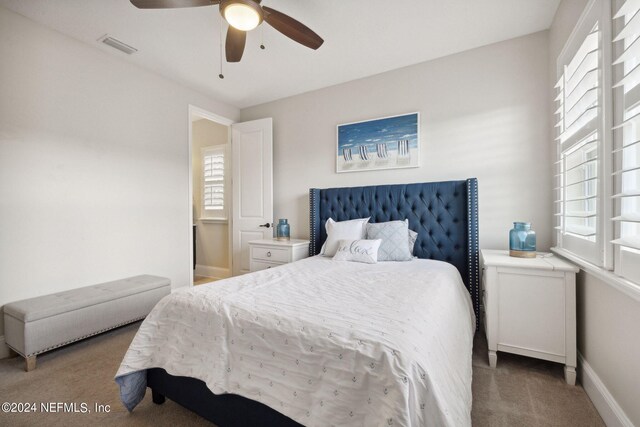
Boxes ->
[218,13,225,79]
[260,26,265,50]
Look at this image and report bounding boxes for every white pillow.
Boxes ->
[320,217,370,256]
[332,239,382,264]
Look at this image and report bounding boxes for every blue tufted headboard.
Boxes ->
[309,179,479,330]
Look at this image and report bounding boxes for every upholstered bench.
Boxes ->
[4,275,170,371]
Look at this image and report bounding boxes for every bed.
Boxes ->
[115,179,480,427]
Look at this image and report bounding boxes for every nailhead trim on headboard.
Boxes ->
[309,188,319,257]
[467,178,480,331]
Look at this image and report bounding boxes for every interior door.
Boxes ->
[231,118,273,275]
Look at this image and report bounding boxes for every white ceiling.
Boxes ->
[0,0,560,109]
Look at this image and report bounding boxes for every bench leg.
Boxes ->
[152,390,165,405]
[25,355,36,372]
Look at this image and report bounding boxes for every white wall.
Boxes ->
[576,272,640,425]
[241,31,552,251]
[549,1,640,425]
[192,119,230,276]
[0,6,239,342]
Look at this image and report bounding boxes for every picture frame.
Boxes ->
[336,112,420,173]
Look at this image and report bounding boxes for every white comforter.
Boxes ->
[116,256,475,426]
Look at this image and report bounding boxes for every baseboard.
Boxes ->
[0,335,11,359]
[195,264,231,280]
[579,352,634,427]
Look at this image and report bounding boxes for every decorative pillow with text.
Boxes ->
[332,239,382,264]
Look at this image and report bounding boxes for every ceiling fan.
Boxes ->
[130,0,324,63]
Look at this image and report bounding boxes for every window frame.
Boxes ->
[552,0,640,291]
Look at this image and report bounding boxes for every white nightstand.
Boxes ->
[481,249,579,385]
[248,239,310,272]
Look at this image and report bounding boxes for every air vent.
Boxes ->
[98,35,138,55]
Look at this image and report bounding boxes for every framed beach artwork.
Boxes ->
[336,112,420,173]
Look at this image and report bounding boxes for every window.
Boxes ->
[553,0,640,286]
[554,3,607,266]
[201,145,227,220]
[612,0,640,283]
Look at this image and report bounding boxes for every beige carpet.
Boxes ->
[471,333,604,426]
[0,322,212,427]
[0,322,604,426]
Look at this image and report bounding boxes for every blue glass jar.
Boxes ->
[509,222,536,258]
[276,219,290,241]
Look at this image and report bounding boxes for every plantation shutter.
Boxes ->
[203,146,225,213]
[554,17,603,265]
[612,0,640,282]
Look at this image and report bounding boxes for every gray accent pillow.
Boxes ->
[408,229,418,255]
[366,220,413,261]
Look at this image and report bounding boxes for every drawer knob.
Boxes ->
[267,251,271,257]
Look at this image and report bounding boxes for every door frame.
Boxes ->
[188,105,234,287]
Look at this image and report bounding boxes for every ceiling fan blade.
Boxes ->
[130,0,219,9]
[225,26,247,62]
[262,6,323,50]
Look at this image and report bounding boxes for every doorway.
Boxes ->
[189,106,233,286]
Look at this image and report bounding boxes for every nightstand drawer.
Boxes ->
[248,239,310,273]
[251,260,282,271]
[252,246,289,263]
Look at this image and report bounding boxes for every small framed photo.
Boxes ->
[336,112,420,173]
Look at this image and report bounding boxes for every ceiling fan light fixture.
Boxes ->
[221,0,263,31]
